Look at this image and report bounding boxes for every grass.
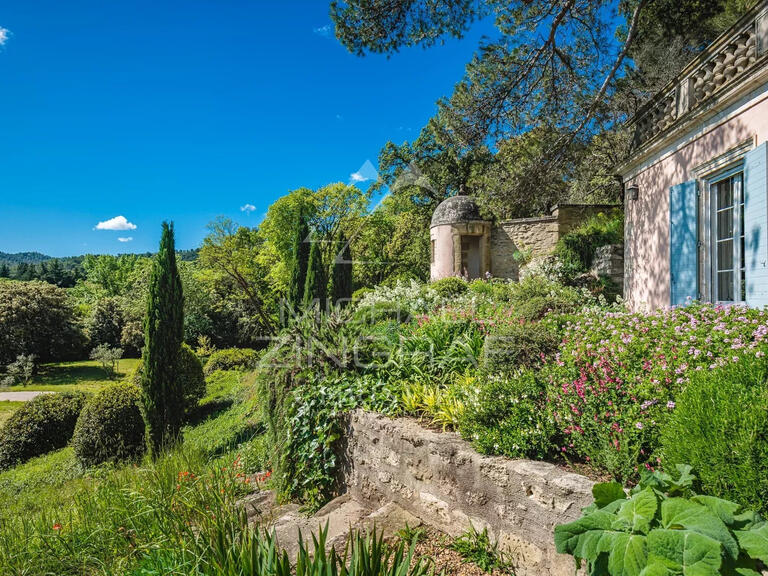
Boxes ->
[8,358,141,393]
[0,367,281,574]
[0,401,23,427]
[449,524,515,574]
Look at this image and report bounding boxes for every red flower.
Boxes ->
[52,523,62,531]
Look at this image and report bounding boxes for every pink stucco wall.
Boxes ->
[624,88,768,310]
[430,224,455,280]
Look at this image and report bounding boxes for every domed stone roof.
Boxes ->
[430,195,485,227]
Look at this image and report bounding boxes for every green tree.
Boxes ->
[303,239,326,308]
[83,254,140,296]
[0,263,9,278]
[199,217,275,333]
[288,210,311,309]
[331,232,353,306]
[87,297,125,349]
[0,281,84,366]
[141,222,185,452]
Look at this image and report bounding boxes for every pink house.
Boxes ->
[621,1,768,310]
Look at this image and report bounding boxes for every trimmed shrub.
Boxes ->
[203,348,260,376]
[482,319,560,372]
[430,277,468,298]
[0,392,86,470]
[459,370,553,460]
[72,382,145,467]
[507,275,588,320]
[660,353,768,513]
[132,344,206,415]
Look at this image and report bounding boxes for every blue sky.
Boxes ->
[0,1,493,256]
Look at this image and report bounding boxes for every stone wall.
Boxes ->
[592,244,625,290]
[489,204,620,281]
[342,410,594,576]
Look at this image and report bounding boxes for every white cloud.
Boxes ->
[118,237,133,243]
[0,28,10,47]
[241,203,256,213]
[314,24,332,38]
[95,215,137,231]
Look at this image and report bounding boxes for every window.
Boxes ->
[710,172,745,302]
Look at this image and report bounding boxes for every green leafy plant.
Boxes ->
[203,347,261,376]
[430,276,468,298]
[459,370,553,460]
[555,465,768,576]
[554,210,623,280]
[449,524,514,574]
[72,381,145,468]
[0,392,86,470]
[661,353,768,514]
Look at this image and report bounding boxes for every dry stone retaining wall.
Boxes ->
[342,410,594,576]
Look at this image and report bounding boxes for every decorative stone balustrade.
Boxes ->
[632,4,768,150]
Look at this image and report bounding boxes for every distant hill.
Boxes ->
[0,251,53,264]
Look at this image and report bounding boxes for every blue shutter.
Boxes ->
[670,180,698,306]
[744,142,768,308]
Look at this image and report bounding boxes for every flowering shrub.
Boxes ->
[355,280,440,318]
[544,303,768,479]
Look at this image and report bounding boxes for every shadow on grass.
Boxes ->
[185,399,235,426]
[36,365,110,385]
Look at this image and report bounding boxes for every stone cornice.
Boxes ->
[626,0,768,164]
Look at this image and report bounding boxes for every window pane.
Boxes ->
[717,208,733,238]
[741,269,746,301]
[718,271,734,301]
[717,239,733,270]
[717,180,733,209]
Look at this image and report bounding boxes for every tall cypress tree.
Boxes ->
[142,221,185,453]
[288,212,311,309]
[303,240,326,309]
[332,233,353,307]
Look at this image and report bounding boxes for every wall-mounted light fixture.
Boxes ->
[627,184,639,201]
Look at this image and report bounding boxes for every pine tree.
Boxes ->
[288,212,311,309]
[0,263,9,278]
[332,233,353,307]
[303,240,326,309]
[141,222,185,453]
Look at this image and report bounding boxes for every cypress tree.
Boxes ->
[303,240,326,309]
[332,233,353,307]
[288,212,311,309]
[141,221,185,453]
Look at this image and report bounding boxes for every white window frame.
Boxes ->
[705,167,745,303]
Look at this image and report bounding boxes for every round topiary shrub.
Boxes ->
[203,347,260,376]
[660,353,768,514]
[72,382,145,468]
[0,392,86,470]
[430,277,468,298]
[132,344,206,415]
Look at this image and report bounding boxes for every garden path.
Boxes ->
[0,391,52,402]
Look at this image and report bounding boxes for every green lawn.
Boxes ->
[8,358,141,394]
